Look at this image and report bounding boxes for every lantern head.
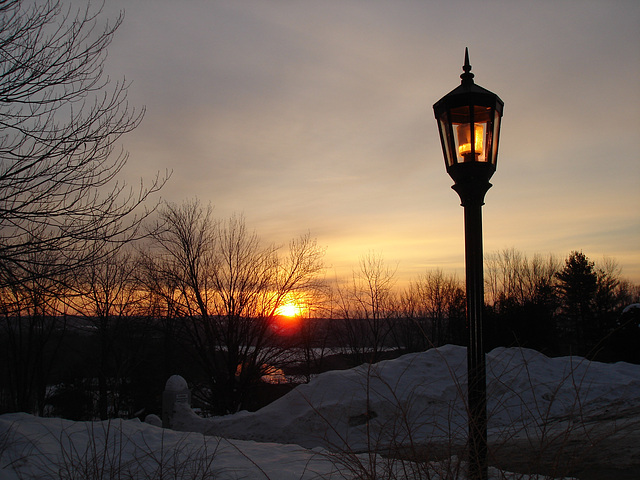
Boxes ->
[433,48,504,193]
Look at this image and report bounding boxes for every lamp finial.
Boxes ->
[461,47,474,85]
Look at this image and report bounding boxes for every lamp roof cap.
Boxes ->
[433,48,504,112]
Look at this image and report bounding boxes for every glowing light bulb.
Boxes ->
[457,124,484,159]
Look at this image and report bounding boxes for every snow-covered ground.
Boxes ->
[2,346,639,479]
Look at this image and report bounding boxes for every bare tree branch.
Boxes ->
[0,0,167,287]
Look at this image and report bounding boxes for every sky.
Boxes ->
[99,0,640,285]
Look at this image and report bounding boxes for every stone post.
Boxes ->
[162,375,191,428]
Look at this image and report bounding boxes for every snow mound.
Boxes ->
[0,413,357,480]
[172,346,640,452]
[2,346,637,479]
[0,411,565,480]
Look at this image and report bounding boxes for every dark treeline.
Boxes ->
[484,249,639,359]
[1,219,638,420]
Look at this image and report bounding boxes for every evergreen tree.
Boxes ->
[555,251,597,352]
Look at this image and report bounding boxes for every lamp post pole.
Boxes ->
[433,49,504,480]
[458,182,489,480]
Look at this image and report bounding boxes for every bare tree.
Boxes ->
[484,249,560,350]
[0,0,165,288]
[144,200,325,414]
[139,200,219,406]
[398,269,465,351]
[485,248,559,308]
[335,252,398,363]
[68,247,145,419]
[137,238,192,386]
[296,286,333,383]
[0,248,68,414]
[595,257,628,322]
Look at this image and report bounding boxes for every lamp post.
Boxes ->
[433,48,504,480]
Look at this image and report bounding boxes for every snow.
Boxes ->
[170,346,640,451]
[2,346,639,479]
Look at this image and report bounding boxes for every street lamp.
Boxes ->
[433,48,504,480]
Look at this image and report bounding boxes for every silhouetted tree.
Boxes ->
[555,251,597,352]
[485,249,560,351]
[398,269,465,351]
[593,258,634,336]
[68,248,147,419]
[0,0,165,289]
[608,304,640,363]
[334,252,397,363]
[293,288,333,383]
[485,249,559,307]
[137,254,188,388]
[0,250,67,414]
[144,200,325,414]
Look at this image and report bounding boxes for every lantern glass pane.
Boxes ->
[492,109,501,167]
[450,106,469,164]
[473,105,492,163]
[438,115,455,167]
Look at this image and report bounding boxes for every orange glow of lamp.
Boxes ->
[457,123,484,160]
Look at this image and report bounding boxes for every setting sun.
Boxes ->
[276,302,303,317]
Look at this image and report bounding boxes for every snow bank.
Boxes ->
[0,412,563,480]
[3,346,637,479]
[0,412,350,480]
[171,346,640,451]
